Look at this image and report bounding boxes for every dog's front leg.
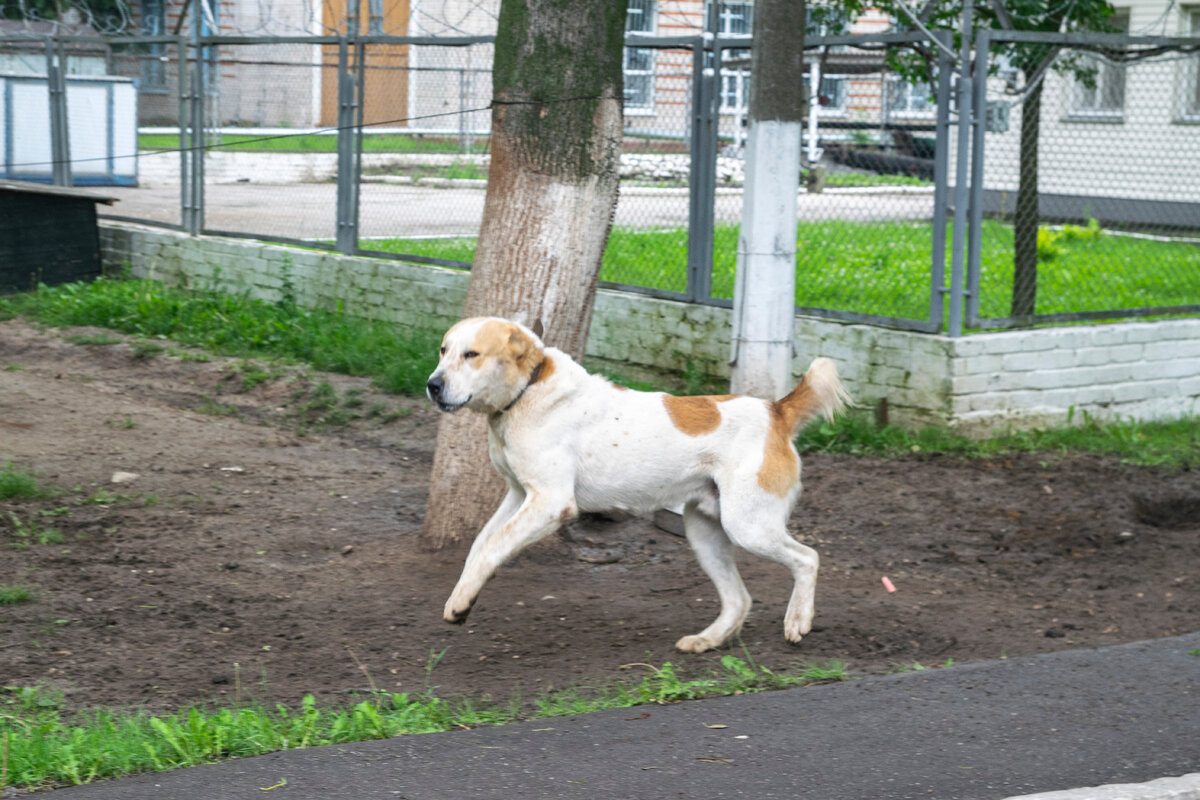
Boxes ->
[444,491,575,624]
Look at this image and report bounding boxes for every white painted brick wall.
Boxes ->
[98,222,1199,434]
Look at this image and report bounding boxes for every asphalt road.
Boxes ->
[99,182,937,244]
[54,632,1200,800]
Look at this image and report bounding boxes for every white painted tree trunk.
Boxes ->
[420,0,627,550]
[729,118,802,400]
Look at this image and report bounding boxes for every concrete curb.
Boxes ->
[1004,774,1200,800]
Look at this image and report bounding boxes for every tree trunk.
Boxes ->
[420,0,627,550]
[1011,77,1043,320]
[729,0,806,400]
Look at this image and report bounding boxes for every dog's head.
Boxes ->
[426,317,545,414]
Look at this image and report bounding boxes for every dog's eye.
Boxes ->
[439,346,447,356]
[463,350,480,359]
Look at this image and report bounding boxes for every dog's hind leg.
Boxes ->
[720,499,819,645]
[675,502,753,653]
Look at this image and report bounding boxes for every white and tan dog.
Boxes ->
[426,316,850,652]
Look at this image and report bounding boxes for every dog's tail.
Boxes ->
[774,358,852,435]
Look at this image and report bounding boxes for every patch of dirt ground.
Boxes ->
[0,318,1197,714]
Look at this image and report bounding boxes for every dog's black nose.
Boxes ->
[426,376,444,400]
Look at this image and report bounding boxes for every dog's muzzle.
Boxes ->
[426,375,467,412]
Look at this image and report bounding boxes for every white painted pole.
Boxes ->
[729,118,801,400]
[807,59,821,164]
[728,0,804,401]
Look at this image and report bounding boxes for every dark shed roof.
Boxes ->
[0,179,118,206]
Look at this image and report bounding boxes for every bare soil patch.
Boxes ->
[1,318,1196,714]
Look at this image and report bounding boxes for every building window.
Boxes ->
[1182,8,1200,120]
[715,2,752,113]
[1069,12,1128,118]
[140,0,166,90]
[887,77,934,116]
[807,74,848,114]
[368,0,384,34]
[717,70,746,112]
[200,0,220,94]
[624,0,655,111]
[716,1,753,39]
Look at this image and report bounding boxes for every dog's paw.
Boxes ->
[674,634,717,653]
[784,617,813,644]
[785,604,814,643]
[443,597,475,625]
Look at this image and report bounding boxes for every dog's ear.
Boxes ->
[507,325,541,376]
[530,318,544,340]
[507,327,527,358]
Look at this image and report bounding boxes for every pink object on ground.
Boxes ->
[881,576,896,593]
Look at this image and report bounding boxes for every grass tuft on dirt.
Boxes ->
[0,462,58,501]
[0,583,34,604]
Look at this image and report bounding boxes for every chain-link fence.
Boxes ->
[105,37,185,231]
[3,27,1197,335]
[708,33,954,332]
[968,30,1200,328]
[357,38,493,256]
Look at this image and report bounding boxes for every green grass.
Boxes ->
[64,333,122,346]
[138,132,486,155]
[0,462,58,501]
[0,277,440,397]
[363,220,1200,321]
[365,160,489,181]
[798,408,1200,468]
[3,510,63,549]
[194,396,240,417]
[813,171,932,188]
[0,584,34,605]
[0,655,844,790]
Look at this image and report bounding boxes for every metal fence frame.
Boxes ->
[6,27,1198,337]
[965,29,1200,331]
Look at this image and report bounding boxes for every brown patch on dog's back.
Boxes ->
[663,395,736,437]
[757,404,799,497]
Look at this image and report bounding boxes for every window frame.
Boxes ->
[1180,8,1200,122]
[805,73,849,116]
[886,76,936,119]
[623,0,656,113]
[1066,11,1129,121]
[139,0,168,92]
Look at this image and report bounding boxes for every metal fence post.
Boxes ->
[46,37,72,187]
[178,36,192,233]
[929,31,954,332]
[335,36,360,254]
[947,0,975,338]
[686,40,717,304]
[354,39,365,246]
[188,58,206,235]
[965,29,991,327]
[458,68,470,155]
